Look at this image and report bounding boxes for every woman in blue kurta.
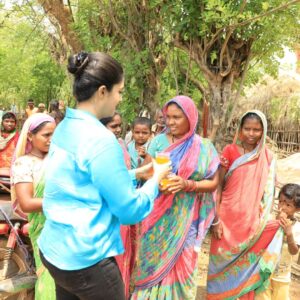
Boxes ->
[38,51,170,300]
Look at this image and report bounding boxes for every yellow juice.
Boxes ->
[160,178,170,188]
[155,156,170,164]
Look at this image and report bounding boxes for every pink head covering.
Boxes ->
[13,113,55,163]
[162,95,198,139]
[162,95,200,179]
[28,113,55,133]
[25,113,55,154]
[11,113,55,219]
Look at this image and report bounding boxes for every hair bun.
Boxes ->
[67,51,89,76]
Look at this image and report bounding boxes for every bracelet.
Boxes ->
[212,219,220,226]
[183,180,197,192]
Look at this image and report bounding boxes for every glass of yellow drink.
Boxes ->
[160,173,175,189]
[155,152,170,164]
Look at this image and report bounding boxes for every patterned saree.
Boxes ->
[207,110,282,300]
[131,96,220,300]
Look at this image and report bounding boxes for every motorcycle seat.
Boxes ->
[0,201,25,221]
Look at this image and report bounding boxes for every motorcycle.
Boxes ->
[0,168,36,300]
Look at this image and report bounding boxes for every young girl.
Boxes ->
[127,117,152,169]
[256,183,300,300]
[208,110,282,299]
[11,113,56,300]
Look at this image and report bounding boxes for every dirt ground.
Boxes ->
[195,235,300,299]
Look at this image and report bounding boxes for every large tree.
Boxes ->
[0,10,65,108]
[35,0,169,117]
[166,0,300,141]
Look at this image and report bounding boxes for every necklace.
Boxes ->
[29,151,44,159]
[241,142,255,154]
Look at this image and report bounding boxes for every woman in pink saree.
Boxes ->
[207,111,282,300]
[131,96,220,299]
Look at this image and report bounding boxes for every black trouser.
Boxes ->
[40,250,125,300]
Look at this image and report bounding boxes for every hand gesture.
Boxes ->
[135,162,153,181]
[159,180,171,194]
[165,175,186,194]
[279,215,292,236]
[211,221,223,240]
[137,146,147,158]
[152,159,171,183]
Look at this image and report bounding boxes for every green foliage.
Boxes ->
[1,0,300,127]
[0,12,66,110]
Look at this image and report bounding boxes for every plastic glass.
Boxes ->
[155,152,170,164]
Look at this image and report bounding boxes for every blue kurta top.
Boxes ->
[38,108,159,270]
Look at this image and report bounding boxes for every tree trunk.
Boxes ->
[207,74,234,149]
[37,0,83,52]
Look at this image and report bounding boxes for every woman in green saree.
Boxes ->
[11,113,56,300]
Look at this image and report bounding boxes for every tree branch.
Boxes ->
[179,65,207,97]
[219,29,233,72]
[230,0,300,29]
[37,0,82,52]
[239,0,247,14]
[226,49,252,127]
[184,38,192,93]
[106,0,139,51]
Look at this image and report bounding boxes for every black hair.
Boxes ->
[100,112,121,126]
[240,112,263,128]
[2,112,16,122]
[68,52,123,102]
[279,183,300,208]
[27,99,34,103]
[30,121,52,134]
[132,117,151,131]
[49,99,59,111]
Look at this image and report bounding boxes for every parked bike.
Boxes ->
[0,168,36,300]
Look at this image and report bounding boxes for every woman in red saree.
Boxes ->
[207,110,283,300]
[0,112,19,169]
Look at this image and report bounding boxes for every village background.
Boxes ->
[1,1,300,299]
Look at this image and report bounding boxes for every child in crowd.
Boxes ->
[128,117,151,169]
[256,183,300,300]
[127,117,152,169]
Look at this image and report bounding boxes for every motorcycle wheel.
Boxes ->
[0,238,34,300]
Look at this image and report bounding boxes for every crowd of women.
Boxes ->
[0,51,299,300]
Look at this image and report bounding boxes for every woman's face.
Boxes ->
[30,122,56,154]
[240,118,263,146]
[100,79,124,118]
[156,111,165,127]
[166,104,190,139]
[107,114,122,138]
[2,117,16,133]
